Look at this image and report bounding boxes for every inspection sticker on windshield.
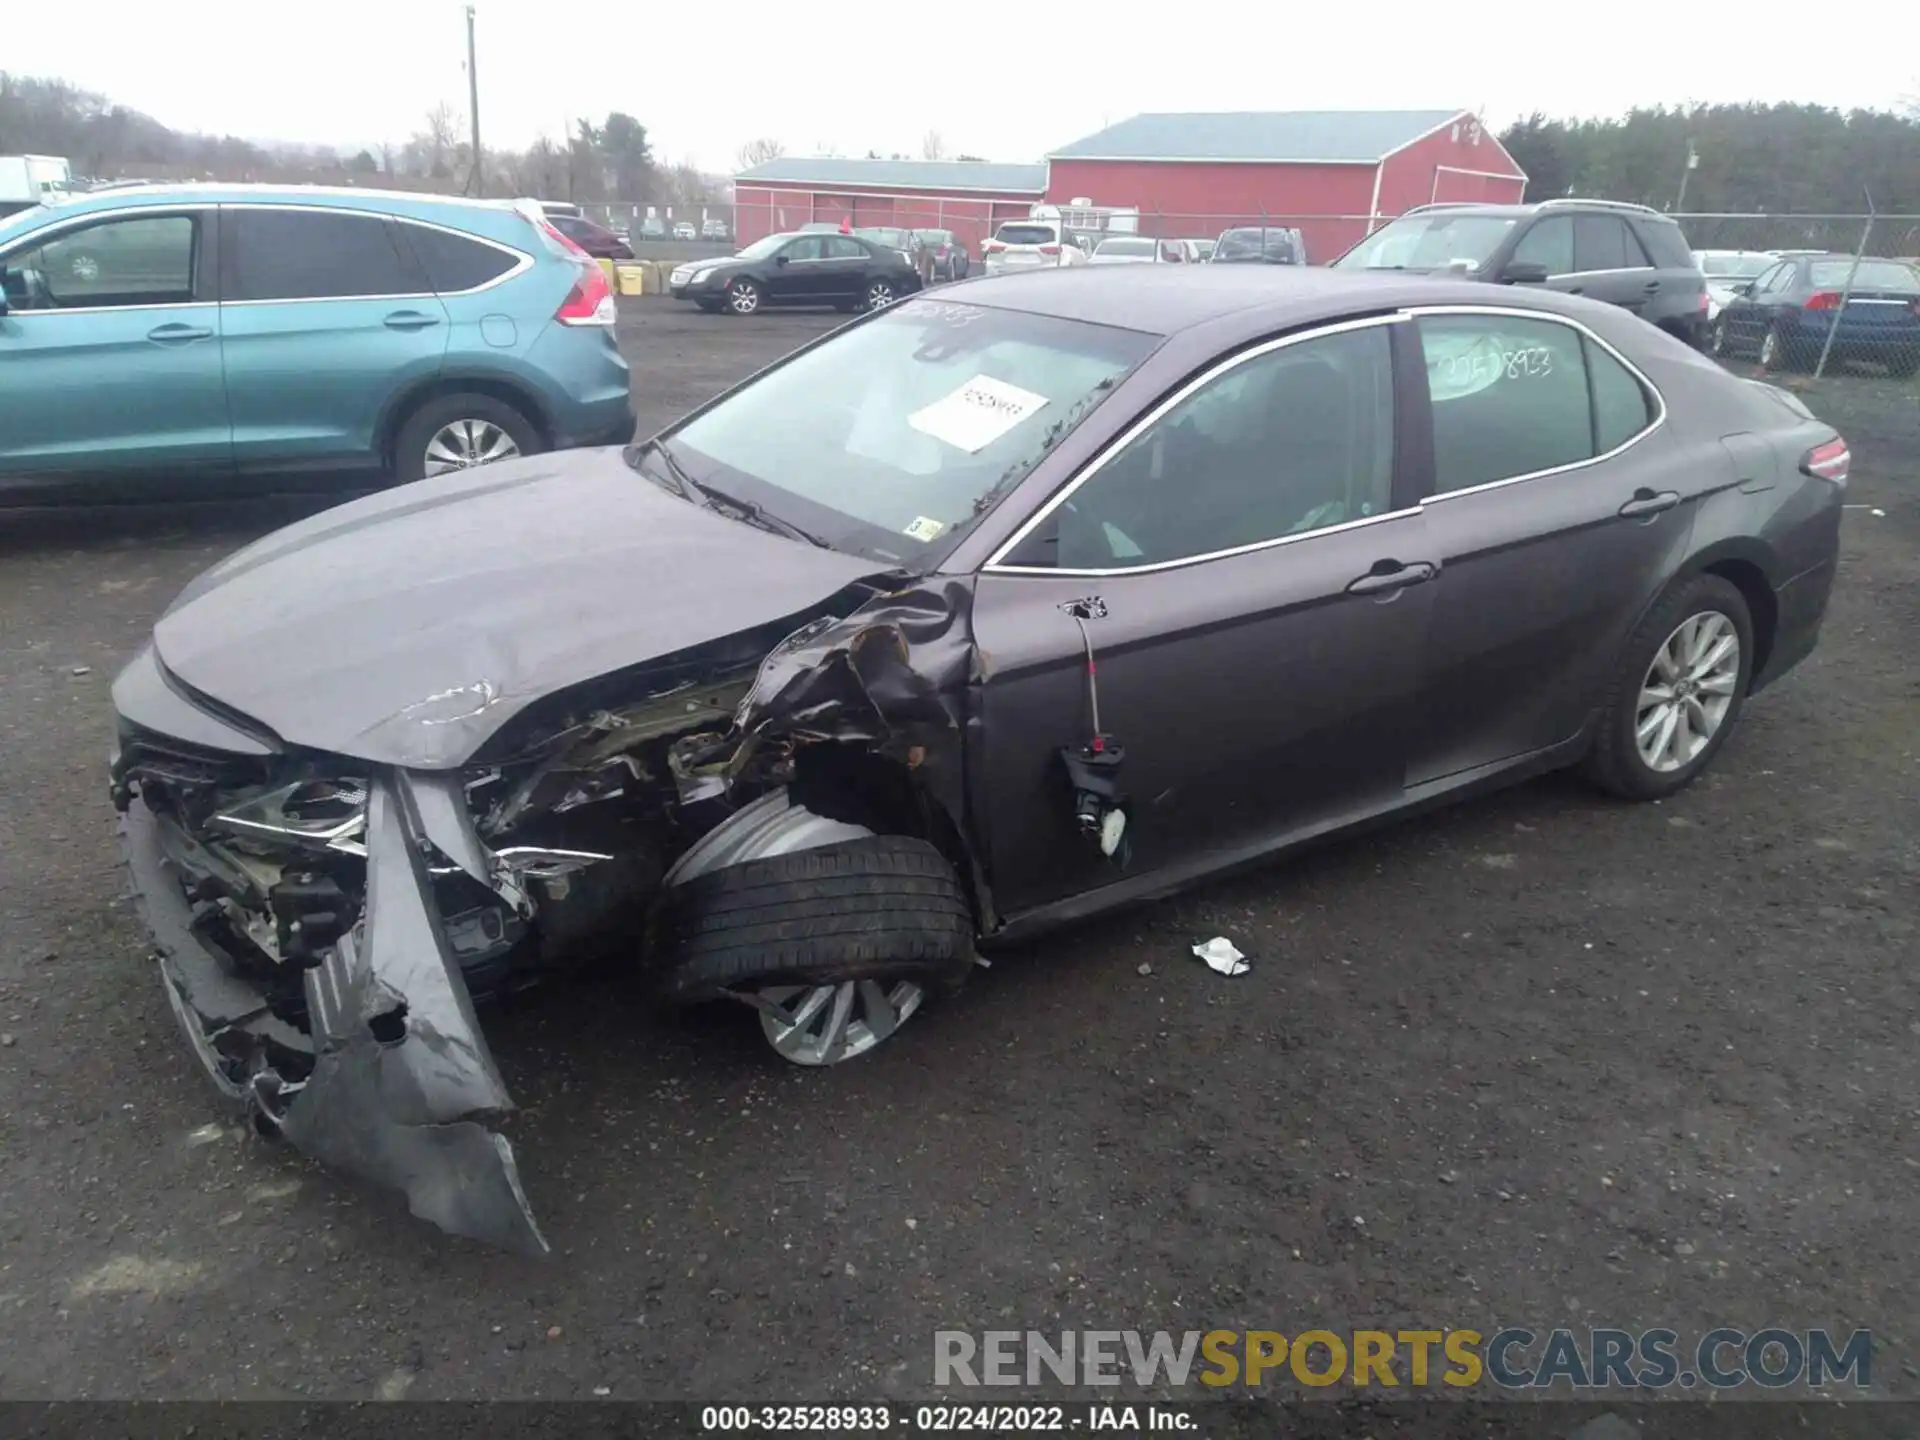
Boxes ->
[903,516,948,543]
[908,376,1050,453]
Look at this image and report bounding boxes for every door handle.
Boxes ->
[1618,489,1681,518]
[1643,280,1662,292]
[1346,560,1437,596]
[146,323,213,343]
[383,310,441,330]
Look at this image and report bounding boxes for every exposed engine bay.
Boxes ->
[111,577,991,1255]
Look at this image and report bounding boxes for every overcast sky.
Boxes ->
[10,1,1915,173]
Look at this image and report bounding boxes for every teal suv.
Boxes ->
[0,185,634,499]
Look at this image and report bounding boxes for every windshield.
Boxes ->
[660,298,1158,566]
[1096,238,1154,257]
[1809,259,1918,292]
[859,228,910,247]
[1334,214,1517,271]
[1697,252,1772,278]
[1215,228,1294,260]
[735,233,793,260]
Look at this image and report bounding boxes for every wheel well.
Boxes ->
[1702,557,1777,682]
[379,377,553,466]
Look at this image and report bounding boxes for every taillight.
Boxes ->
[1801,437,1850,482]
[983,241,1004,253]
[1038,244,1060,255]
[1696,289,1710,312]
[1804,291,1842,312]
[556,260,617,327]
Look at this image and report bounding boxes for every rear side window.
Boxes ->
[397,222,520,293]
[1586,338,1654,452]
[1419,314,1653,493]
[228,209,421,301]
[1571,216,1647,272]
[996,224,1056,245]
[1632,218,1695,269]
[1808,259,1919,292]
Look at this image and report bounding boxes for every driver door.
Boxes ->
[768,234,829,302]
[0,207,231,483]
[969,316,1435,918]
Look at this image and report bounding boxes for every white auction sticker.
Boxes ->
[907,375,1050,453]
[902,515,948,542]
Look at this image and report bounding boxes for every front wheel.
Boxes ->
[1583,575,1753,801]
[393,392,542,484]
[725,277,762,316]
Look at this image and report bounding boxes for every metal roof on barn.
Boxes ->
[1049,110,1467,164]
[733,157,1049,193]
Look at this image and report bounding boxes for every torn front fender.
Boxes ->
[267,771,548,1256]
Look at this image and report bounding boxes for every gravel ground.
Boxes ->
[0,301,1914,1405]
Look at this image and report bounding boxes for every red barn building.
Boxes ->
[731,158,1047,251]
[1045,109,1527,260]
[730,111,1526,262]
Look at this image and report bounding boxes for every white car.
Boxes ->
[1088,236,1199,266]
[981,219,1089,275]
[1692,249,1777,321]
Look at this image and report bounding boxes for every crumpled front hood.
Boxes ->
[152,449,888,768]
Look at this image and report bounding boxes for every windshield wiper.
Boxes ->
[684,477,835,550]
[628,436,696,499]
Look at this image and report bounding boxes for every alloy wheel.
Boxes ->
[728,281,760,315]
[751,980,925,1066]
[1710,321,1728,357]
[866,281,895,310]
[423,419,521,476]
[1759,329,1781,369]
[1635,612,1741,773]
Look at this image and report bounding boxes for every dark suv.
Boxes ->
[1334,198,1708,347]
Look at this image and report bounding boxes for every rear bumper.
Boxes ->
[558,403,636,450]
[1752,558,1836,693]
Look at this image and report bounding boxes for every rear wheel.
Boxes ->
[1759,325,1799,373]
[1708,318,1732,358]
[725,277,761,315]
[863,278,899,311]
[1584,575,1753,801]
[393,392,542,484]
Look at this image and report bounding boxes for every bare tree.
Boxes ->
[921,130,947,161]
[735,136,785,171]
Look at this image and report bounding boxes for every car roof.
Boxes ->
[945,263,1582,337]
[43,182,527,219]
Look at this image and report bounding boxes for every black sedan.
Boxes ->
[111,267,1843,1252]
[1708,252,1920,376]
[667,230,922,315]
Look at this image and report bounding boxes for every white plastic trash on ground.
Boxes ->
[1192,937,1249,977]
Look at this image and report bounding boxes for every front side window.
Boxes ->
[228,209,420,301]
[1,213,197,310]
[1420,314,1654,494]
[1511,216,1573,274]
[664,298,1156,565]
[1004,325,1396,570]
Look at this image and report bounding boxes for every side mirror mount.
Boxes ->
[1500,260,1550,285]
[1730,281,1753,297]
[774,253,789,266]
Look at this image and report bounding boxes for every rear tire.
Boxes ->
[1583,575,1754,801]
[1759,325,1799,373]
[862,277,899,311]
[393,392,542,484]
[1708,319,1731,358]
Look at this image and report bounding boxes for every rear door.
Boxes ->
[972,317,1434,916]
[1403,307,1698,790]
[219,206,451,473]
[1723,261,1789,350]
[1564,214,1658,314]
[0,206,230,483]
[819,235,874,300]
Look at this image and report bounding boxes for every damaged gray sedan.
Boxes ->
[113,267,1844,1253]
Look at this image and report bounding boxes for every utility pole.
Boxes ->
[1673,138,1698,212]
[465,4,483,196]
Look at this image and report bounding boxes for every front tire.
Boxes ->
[725,277,762,315]
[393,392,542,484]
[1583,575,1754,801]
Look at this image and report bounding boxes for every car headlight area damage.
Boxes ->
[110,576,981,1256]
